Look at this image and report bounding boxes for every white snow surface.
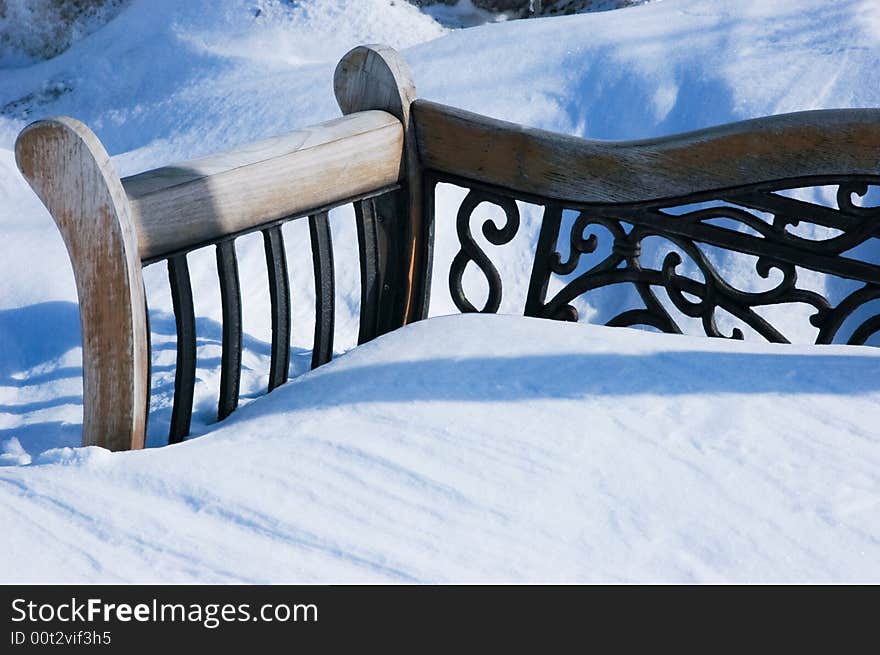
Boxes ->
[1,0,880,581]
[3,314,880,583]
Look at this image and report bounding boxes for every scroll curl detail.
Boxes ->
[449,190,520,313]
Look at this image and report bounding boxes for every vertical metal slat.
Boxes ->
[355,199,380,345]
[167,254,197,442]
[216,239,242,420]
[309,211,335,368]
[263,225,291,391]
[411,174,436,323]
[524,202,563,317]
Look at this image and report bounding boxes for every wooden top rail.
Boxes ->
[122,110,404,262]
[413,99,880,204]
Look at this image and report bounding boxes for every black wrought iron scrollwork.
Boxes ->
[434,171,880,346]
[814,283,880,345]
[449,189,520,313]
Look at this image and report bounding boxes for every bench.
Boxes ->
[15,45,880,452]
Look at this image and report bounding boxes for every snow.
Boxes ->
[2,314,879,583]
[0,0,127,68]
[0,437,30,466]
[1,0,879,582]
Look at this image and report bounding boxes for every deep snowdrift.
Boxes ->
[3,314,879,583]
[1,0,879,582]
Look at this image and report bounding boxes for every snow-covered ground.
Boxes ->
[1,0,879,582]
[3,314,879,583]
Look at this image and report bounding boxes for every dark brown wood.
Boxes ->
[413,99,880,205]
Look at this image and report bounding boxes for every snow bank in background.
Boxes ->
[417,0,658,28]
[0,437,29,466]
[2,315,879,583]
[0,0,128,68]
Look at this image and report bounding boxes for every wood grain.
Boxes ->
[334,45,428,324]
[123,110,404,261]
[15,118,149,451]
[413,100,880,203]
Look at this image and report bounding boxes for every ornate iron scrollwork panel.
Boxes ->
[432,171,880,345]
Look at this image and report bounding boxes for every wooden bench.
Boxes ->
[15,45,880,452]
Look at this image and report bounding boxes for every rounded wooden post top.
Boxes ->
[334,45,427,326]
[334,44,417,122]
[15,117,127,213]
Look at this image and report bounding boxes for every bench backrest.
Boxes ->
[15,45,880,451]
